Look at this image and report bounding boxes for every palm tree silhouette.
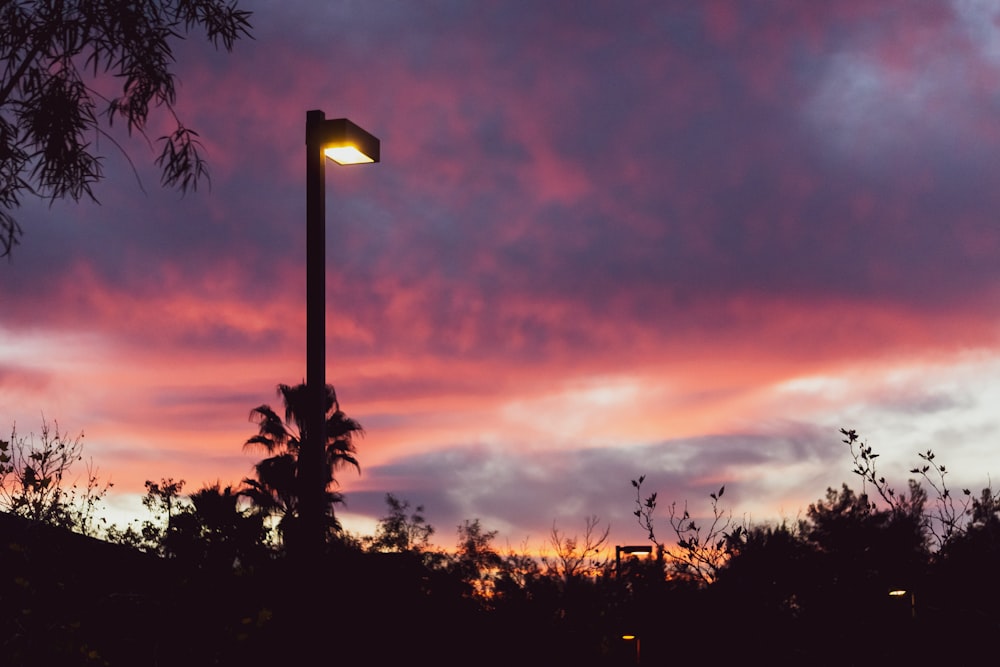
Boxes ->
[241,383,363,547]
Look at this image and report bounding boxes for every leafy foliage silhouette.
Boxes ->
[365,492,435,554]
[0,419,109,533]
[543,515,610,582]
[631,475,742,584]
[0,0,253,255]
[10,418,1000,664]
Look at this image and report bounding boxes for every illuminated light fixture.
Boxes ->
[888,589,908,597]
[622,635,637,640]
[615,544,654,578]
[618,545,652,556]
[323,145,374,164]
[310,116,380,165]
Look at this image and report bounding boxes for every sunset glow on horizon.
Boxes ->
[5,1,1000,553]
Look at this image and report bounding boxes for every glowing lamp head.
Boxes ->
[307,112,380,165]
[617,545,652,557]
[323,145,375,165]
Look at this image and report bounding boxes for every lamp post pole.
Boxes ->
[304,109,329,557]
[302,110,380,559]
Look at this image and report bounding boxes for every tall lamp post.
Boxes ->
[303,110,379,556]
[616,545,651,665]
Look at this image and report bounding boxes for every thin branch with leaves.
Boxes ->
[0,0,253,256]
[632,476,742,585]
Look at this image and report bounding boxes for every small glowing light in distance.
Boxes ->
[888,590,908,597]
[323,145,374,164]
[622,635,637,640]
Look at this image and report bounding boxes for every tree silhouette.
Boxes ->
[0,0,252,256]
[928,484,1000,654]
[543,515,610,582]
[631,476,741,585]
[241,383,362,549]
[0,419,109,532]
[367,492,435,554]
[21,421,1000,664]
[165,482,269,571]
[449,519,503,603]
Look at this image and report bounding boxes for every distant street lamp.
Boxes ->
[616,546,651,665]
[621,634,641,665]
[303,110,379,556]
[889,588,917,619]
[615,545,652,577]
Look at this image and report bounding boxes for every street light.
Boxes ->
[615,545,652,576]
[303,110,379,556]
[621,634,641,665]
[889,588,916,620]
[615,546,651,665]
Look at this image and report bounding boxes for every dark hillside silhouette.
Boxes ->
[0,512,253,666]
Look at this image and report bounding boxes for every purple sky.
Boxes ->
[5,1,1000,550]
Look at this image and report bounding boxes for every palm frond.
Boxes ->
[245,404,289,452]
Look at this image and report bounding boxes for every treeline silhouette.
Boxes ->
[3,409,1000,665]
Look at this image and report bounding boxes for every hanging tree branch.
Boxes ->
[0,0,253,257]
